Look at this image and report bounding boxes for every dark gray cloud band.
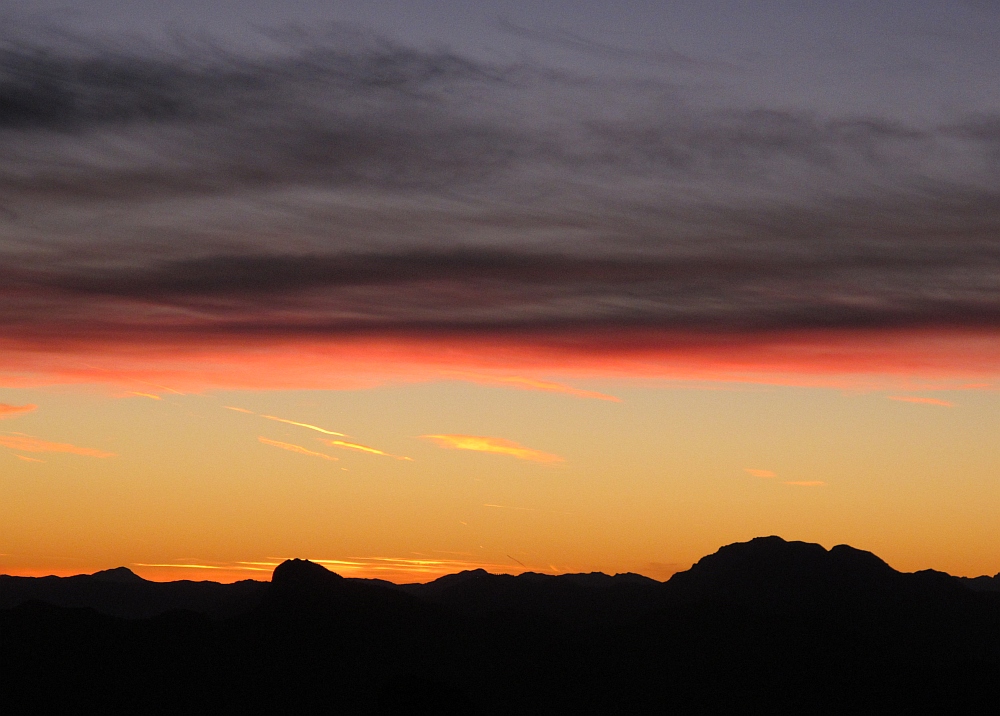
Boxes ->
[2,31,1000,349]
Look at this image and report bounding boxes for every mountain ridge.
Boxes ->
[4,536,1000,714]
[3,535,997,618]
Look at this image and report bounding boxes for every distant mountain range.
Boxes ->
[3,537,1000,714]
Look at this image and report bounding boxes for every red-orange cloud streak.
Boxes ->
[0,434,115,458]
[888,396,954,407]
[2,329,1000,392]
[0,403,37,419]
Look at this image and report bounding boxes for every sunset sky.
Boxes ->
[3,1,1000,582]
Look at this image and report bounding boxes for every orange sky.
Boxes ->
[3,336,1000,583]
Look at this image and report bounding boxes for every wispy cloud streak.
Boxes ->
[260,416,345,436]
[421,434,564,463]
[0,404,36,419]
[225,406,345,435]
[889,396,954,407]
[319,438,412,460]
[0,434,115,457]
[257,436,338,461]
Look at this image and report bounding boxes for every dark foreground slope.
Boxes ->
[3,537,1000,715]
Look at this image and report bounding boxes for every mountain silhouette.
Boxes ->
[4,537,1000,714]
[961,572,1000,592]
[90,566,147,584]
[0,568,266,619]
[662,535,966,609]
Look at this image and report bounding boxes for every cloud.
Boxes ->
[745,468,776,478]
[443,372,620,401]
[0,434,115,457]
[421,434,564,463]
[2,30,1000,386]
[0,403,36,419]
[257,436,338,461]
[319,438,412,460]
[888,395,954,407]
[226,406,346,434]
[260,416,345,436]
[14,454,44,462]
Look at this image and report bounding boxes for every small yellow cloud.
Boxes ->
[258,436,338,461]
[421,434,564,463]
[0,434,115,458]
[745,468,776,478]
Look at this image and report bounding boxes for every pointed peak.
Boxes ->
[91,566,146,584]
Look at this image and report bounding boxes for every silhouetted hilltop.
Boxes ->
[662,535,967,609]
[0,569,266,619]
[397,568,663,626]
[5,537,1000,714]
[4,537,994,622]
[961,573,1000,592]
[90,566,147,584]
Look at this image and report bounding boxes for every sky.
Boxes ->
[2,1,1000,582]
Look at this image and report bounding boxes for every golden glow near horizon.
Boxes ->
[3,377,1000,584]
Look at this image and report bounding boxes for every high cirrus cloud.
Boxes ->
[3,30,1000,386]
[0,434,115,457]
[0,403,36,418]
